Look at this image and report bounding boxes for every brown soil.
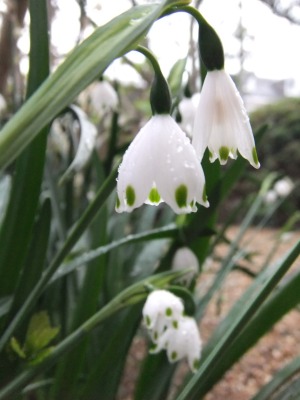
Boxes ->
[118,227,300,400]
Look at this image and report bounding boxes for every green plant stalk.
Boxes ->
[176,239,300,400]
[0,270,186,399]
[0,165,118,353]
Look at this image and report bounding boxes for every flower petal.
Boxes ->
[116,120,156,212]
[152,116,209,213]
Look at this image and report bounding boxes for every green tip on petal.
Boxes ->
[172,320,178,329]
[165,307,172,317]
[171,351,177,361]
[202,184,207,203]
[126,185,136,206]
[193,359,200,371]
[219,146,229,162]
[145,315,151,327]
[148,187,161,203]
[115,195,120,209]
[252,147,260,167]
[175,184,188,208]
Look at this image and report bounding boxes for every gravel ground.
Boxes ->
[118,227,300,400]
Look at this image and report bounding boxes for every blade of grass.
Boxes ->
[0,0,49,296]
[50,224,178,283]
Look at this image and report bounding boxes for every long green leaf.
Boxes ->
[0,0,49,296]
[175,240,300,400]
[5,199,51,334]
[79,306,142,400]
[51,163,108,398]
[0,1,181,169]
[51,224,178,283]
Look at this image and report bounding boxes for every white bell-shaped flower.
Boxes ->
[172,247,199,286]
[192,69,260,169]
[150,316,202,373]
[142,290,184,342]
[116,115,209,214]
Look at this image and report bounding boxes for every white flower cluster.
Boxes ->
[142,290,202,373]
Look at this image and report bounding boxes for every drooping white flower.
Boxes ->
[116,115,209,214]
[192,69,260,169]
[150,315,202,373]
[142,290,184,341]
[172,247,199,286]
[263,189,278,205]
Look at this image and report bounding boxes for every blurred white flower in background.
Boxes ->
[78,79,119,117]
[264,177,294,205]
[171,247,199,286]
[178,93,200,137]
[274,177,294,198]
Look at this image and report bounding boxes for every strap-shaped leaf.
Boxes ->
[0,1,180,170]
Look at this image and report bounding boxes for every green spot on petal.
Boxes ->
[126,185,135,206]
[252,147,259,166]
[175,184,188,208]
[148,187,161,203]
[193,359,200,371]
[172,320,178,329]
[150,344,157,351]
[165,307,172,317]
[219,146,229,161]
[154,331,158,340]
[145,315,151,327]
[171,351,177,360]
[115,195,120,209]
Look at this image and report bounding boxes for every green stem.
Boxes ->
[0,164,119,353]
[135,46,162,76]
